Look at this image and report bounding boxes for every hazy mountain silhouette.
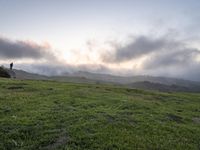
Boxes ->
[5,69,200,92]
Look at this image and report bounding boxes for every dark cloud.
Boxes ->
[0,37,55,60]
[102,36,178,62]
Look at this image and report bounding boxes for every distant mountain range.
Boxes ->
[8,69,200,92]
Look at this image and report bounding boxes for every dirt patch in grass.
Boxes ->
[166,113,183,123]
[43,131,69,150]
[192,117,200,124]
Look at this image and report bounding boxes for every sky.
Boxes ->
[0,0,200,81]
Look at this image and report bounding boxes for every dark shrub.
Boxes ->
[0,67,11,78]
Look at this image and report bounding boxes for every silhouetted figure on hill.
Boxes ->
[10,62,13,70]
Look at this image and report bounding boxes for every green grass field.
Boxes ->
[0,78,200,150]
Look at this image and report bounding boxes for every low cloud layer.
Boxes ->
[14,63,112,76]
[0,37,55,60]
[144,48,200,69]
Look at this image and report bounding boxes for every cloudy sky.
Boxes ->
[0,0,200,81]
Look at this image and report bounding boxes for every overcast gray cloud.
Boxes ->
[100,34,200,81]
[101,35,200,67]
[0,37,55,60]
[102,36,180,63]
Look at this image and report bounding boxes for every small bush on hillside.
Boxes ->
[0,67,11,78]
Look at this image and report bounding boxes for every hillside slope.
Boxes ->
[0,78,200,149]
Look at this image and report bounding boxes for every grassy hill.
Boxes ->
[0,78,200,150]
